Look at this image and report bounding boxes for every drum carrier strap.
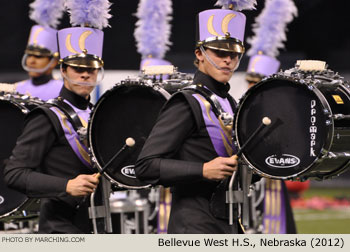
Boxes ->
[47,97,88,141]
[183,84,236,126]
[184,84,241,224]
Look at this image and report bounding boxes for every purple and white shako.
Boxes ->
[246,52,280,82]
[25,25,59,57]
[196,7,246,53]
[57,27,104,68]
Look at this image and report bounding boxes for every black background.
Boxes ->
[0,0,349,73]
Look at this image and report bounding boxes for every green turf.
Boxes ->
[292,187,350,234]
[294,209,350,234]
[301,187,350,199]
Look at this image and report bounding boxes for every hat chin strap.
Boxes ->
[199,46,240,72]
[21,54,56,74]
[60,64,104,86]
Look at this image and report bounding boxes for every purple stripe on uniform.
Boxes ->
[49,99,92,168]
[193,93,235,157]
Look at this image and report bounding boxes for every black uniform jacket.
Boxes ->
[135,70,240,233]
[4,86,94,233]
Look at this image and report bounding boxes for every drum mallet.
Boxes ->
[95,137,136,179]
[228,116,271,225]
[76,138,135,209]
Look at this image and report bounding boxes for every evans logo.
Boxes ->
[121,165,137,178]
[0,196,4,205]
[265,154,300,168]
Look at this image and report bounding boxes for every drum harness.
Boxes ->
[46,97,112,233]
[183,84,236,126]
[47,97,90,143]
[183,85,254,232]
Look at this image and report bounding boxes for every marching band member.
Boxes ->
[15,0,64,101]
[4,0,111,233]
[135,0,257,233]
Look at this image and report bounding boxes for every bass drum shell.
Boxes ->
[0,93,42,220]
[234,76,350,180]
[88,82,170,189]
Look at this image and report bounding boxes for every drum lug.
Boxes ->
[307,84,314,90]
[320,148,328,155]
[325,120,332,125]
[326,152,338,159]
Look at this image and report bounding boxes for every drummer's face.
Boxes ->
[63,66,98,99]
[26,55,56,78]
[195,48,239,83]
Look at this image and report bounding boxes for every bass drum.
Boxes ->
[0,92,43,221]
[234,72,350,181]
[88,80,171,189]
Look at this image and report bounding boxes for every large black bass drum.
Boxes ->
[234,63,350,181]
[88,79,172,189]
[0,91,43,221]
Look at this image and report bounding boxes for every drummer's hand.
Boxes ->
[66,174,100,196]
[202,156,238,181]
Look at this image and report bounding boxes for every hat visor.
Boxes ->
[204,41,244,53]
[245,72,265,83]
[25,45,53,57]
[61,54,103,69]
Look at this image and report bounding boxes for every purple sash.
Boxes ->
[263,179,287,233]
[16,79,63,101]
[49,100,92,168]
[193,93,236,157]
[157,187,172,234]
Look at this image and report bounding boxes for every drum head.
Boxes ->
[0,99,28,218]
[235,78,329,179]
[89,84,169,188]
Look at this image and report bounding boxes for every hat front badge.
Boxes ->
[207,13,236,37]
[32,27,44,45]
[65,31,93,54]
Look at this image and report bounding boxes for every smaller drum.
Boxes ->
[0,92,43,221]
[234,68,350,181]
[88,80,171,189]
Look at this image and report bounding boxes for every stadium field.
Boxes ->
[292,188,350,234]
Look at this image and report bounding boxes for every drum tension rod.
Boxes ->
[332,114,350,120]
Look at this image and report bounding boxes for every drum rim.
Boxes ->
[233,75,334,180]
[0,96,31,114]
[0,197,30,220]
[1,95,42,219]
[0,93,44,111]
[87,81,170,189]
[0,94,43,220]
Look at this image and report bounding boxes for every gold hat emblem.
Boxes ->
[32,27,44,45]
[207,13,236,37]
[249,55,262,73]
[65,30,93,54]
